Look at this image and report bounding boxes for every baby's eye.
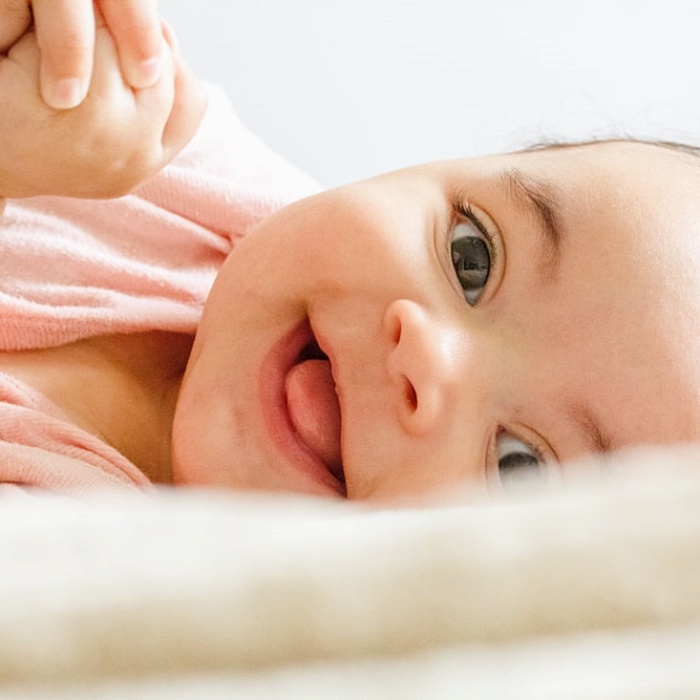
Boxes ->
[495,432,543,486]
[450,209,492,306]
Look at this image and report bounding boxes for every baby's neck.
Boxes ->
[0,332,193,483]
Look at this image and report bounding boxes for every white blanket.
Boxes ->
[2,446,700,698]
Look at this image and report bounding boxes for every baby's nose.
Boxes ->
[382,299,464,437]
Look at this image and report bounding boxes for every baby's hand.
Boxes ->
[0,19,207,200]
[0,0,163,109]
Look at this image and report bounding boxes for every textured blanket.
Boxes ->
[1,445,700,698]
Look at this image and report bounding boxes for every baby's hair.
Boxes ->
[521,137,700,164]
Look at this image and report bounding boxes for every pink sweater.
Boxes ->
[0,86,318,493]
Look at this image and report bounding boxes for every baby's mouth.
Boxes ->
[285,330,345,486]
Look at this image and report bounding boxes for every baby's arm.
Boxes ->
[0,18,207,203]
[0,0,163,109]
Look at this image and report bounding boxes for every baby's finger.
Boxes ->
[154,21,207,162]
[0,0,32,53]
[32,0,95,109]
[160,54,208,163]
[99,0,162,89]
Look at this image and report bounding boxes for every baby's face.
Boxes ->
[172,141,700,501]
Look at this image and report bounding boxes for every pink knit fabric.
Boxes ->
[0,86,319,492]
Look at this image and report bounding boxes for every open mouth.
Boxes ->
[286,327,345,486]
[261,319,345,495]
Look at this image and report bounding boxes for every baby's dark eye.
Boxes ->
[450,216,491,306]
[496,433,542,486]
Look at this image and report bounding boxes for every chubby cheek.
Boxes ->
[170,381,215,485]
[285,189,421,288]
[171,369,239,486]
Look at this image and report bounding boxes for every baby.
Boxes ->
[2,3,700,502]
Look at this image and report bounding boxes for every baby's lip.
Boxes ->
[260,319,345,495]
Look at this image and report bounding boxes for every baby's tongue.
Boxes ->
[285,359,342,473]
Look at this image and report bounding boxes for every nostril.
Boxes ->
[384,303,418,413]
[403,378,417,411]
[383,299,457,437]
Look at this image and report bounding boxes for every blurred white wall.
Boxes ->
[164,0,700,187]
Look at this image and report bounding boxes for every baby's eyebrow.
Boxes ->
[500,168,563,281]
[567,400,616,454]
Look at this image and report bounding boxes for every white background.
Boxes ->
[164,0,700,187]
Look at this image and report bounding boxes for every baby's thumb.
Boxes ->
[160,21,208,162]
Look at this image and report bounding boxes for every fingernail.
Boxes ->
[47,78,85,110]
[137,54,162,86]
